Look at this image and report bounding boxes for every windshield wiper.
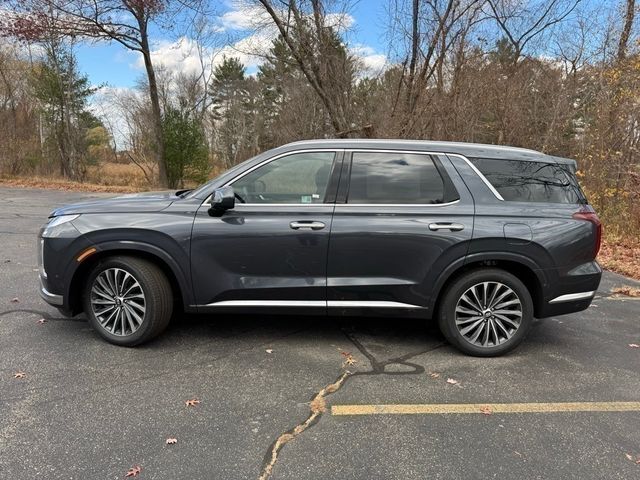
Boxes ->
[176,189,193,198]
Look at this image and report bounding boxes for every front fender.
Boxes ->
[64,238,195,312]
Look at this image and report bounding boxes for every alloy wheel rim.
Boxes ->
[454,281,522,348]
[90,268,146,336]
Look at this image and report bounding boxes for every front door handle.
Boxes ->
[429,222,465,232]
[290,221,326,230]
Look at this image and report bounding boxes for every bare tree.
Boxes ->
[253,0,357,137]
[388,0,484,137]
[1,0,208,187]
[486,0,581,64]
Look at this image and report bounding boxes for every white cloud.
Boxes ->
[133,32,272,77]
[217,4,272,31]
[351,44,387,76]
[216,3,355,33]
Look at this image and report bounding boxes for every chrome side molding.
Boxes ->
[549,291,596,303]
[199,300,424,309]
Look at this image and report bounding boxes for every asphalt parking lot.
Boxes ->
[1,186,639,480]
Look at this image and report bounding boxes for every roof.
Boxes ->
[278,139,576,165]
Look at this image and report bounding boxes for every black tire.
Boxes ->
[437,269,533,357]
[83,256,173,346]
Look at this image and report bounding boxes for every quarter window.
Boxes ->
[347,152,455,204]
[232,152,335,204]
[470,158,586,204]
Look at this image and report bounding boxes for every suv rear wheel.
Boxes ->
[438,269,533,356]
[83,256,173,346]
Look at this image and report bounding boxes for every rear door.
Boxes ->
[326,150,474,317]
[190,150,341,311]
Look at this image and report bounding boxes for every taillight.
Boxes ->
[572,208,602,257]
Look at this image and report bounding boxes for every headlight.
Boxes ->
[42,214,81,238]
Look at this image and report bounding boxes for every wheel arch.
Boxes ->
[66,241,192,316]
[429,252,547,318]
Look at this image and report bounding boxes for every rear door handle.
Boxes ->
[290,221,326,230]
[429,222,465,232]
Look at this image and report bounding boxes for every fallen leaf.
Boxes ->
[13,371,26,379]
[125,465,141,477]
[446,378,459,385]
[185,399,200,407]
[429,372,440,378]
[10,297,19,303]
[166,438,177,445]
[629,344,639,348]
[341,352,357,367]
[480,405,492,415]
[37,318,47,325]
[265,349,273,354]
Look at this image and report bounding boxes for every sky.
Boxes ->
[75,0,390,91]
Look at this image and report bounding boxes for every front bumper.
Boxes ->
[39,275,63,306]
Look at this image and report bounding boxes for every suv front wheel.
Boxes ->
[438,269,533,356]
[83,256,173,346]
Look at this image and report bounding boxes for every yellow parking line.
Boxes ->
[331,402,640,416]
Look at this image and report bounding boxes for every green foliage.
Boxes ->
[163,106,209,188]
[29,40,103,179]
[209,56,257,167]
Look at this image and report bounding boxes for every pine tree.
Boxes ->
[209,56,253,168]
[30,39,98,179]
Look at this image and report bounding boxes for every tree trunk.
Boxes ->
[617,0,636,61]
[139,25,168,188]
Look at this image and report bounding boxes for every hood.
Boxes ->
[50,191,178,216]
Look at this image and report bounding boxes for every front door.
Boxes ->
[327,150,474,316]
[190,150,340,311]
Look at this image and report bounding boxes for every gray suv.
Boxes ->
[38,140,602,356]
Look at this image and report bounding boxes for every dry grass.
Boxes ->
[0,162,152,193]
[85,162,152,190]
[0,175,141,193]
[611,286,640,297]
[599,235,640,281]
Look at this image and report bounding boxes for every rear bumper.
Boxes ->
[536,261,601,318]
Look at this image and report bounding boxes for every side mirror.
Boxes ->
[208,186,235,217]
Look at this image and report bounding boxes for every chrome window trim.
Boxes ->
[452,154,505,201]
[202,147,501,206]
[334,199,460,208]
[549,291,596,304]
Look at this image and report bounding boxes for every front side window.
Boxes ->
[470,158,586,204]
[347,152,455,204]
[232,152,335,204]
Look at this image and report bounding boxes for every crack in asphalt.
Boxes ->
[0,308,85,322]
[258,371,351,480]
[257,327,446,479]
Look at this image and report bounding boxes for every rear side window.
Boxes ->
[347,152,458,204]
[470,158,586,204]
